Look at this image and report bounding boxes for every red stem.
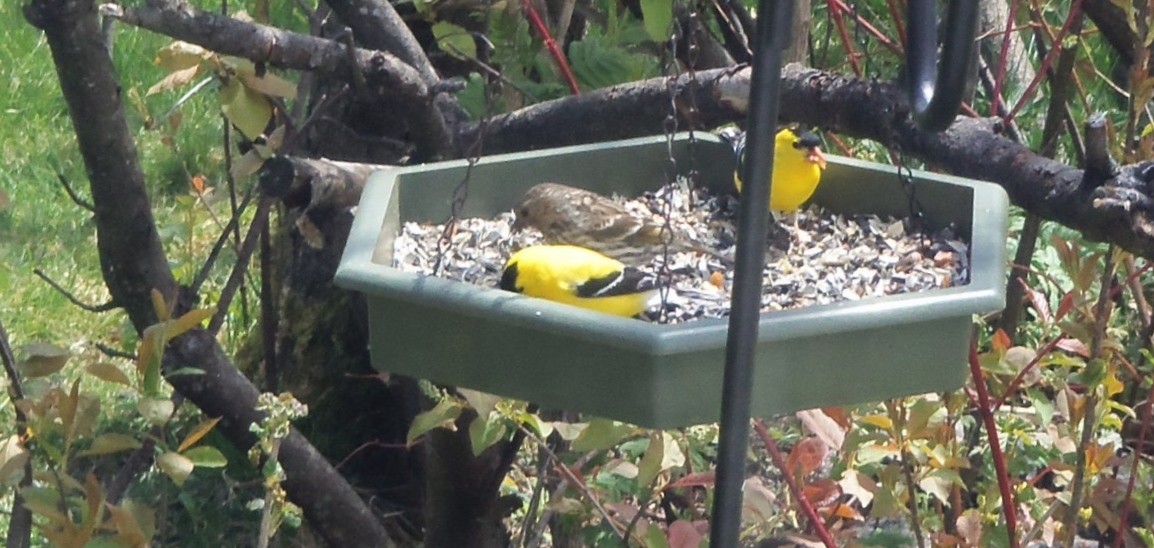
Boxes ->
[1113,381,1154,548]
[826,0,903,56]
[969,338,1020,547]
[753,419,837,548]
[1006,0,1084,123]
[991,0,1020,116]
[992,335,1064,410]
[885,0,906,50]
[522,0,580,95]
[825,0,862,75]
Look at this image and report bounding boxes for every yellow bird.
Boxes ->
[499,245,659,318]
[727,127,827,215]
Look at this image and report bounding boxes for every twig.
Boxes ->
[993,334,1065,410]
[1064,244,1117,544]
[886,401,925,548]
[94,342,136,360]
[521,427,625,541]
[1006,0,1085,123]
[968,338,1020,547]
[259,213,277,392]
[207,196,273,335]
[0,318,34,548]
[752,419,837,548]
[522,0,580,95]
[824,0,862,76]
[55,172,94,211]
[1114,379,1154,548]
[990,0,1021,116]
[189,187,255,297]
[32,269,118,313]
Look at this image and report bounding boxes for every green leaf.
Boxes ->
[567,35,658,90]
[644,522,671,548]
[432,21,477,60]
[138,398,175,426]
[406,399,463,446]
[219,78,272,140]
[637,433,663,487]
[459,388,501,419]
[183,446,228,468]
[468,414,508,456]
[1028,388,1054,426]
[639,0,673,42]
[78,433,141,457]
[571,418,635,452]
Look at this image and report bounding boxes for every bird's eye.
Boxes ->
[519,207,530,218]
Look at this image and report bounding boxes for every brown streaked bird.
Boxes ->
[512,182,724,266]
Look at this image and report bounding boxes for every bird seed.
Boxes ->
[391,182,970,324]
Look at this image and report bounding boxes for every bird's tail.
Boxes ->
[716,126,746,154]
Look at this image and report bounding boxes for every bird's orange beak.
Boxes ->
[807,147,827,169]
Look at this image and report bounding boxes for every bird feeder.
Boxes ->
[334,133,1007,429]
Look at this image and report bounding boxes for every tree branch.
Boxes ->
[100,0,451,160]
[25,0,177,331]
[324,0,439,85]
[462,63,1154,260]
[25,0,400,543]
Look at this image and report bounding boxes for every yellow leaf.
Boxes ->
[86,361,132,386]
[0,435,29,485]
[168,307,215,340]
[78,433,142,457]
[156,451,194,486]
[154,41,206,71]
[219,78,273,140]
[138,398,175,426]
[238,71,297,99]
[858,414,893,431]
[229,149,267,179]
[106,501,150,546]
[150,289,170,321]
[17,343,70,378]
[147,64,201,96]
[136,324,165,377]
[177,416,221,452]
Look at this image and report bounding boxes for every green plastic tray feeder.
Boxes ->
[335,134,1008,429]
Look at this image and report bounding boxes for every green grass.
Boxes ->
[1,3,271,544]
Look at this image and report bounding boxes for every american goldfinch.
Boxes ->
[499,245,659,318]
[725,127,827,215]
[512,182,721,266]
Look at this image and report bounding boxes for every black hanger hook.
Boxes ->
[906,0,979,131]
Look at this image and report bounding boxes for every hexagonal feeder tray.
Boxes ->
[335,134,1008,429]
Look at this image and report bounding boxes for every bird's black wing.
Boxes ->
[576,267,655,298]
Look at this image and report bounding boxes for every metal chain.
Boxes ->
[434,25,497,276]
[658,23,681,323]
[684,3,701,201]
[894,147,927,234]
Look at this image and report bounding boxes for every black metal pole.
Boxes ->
[709,0,795,546]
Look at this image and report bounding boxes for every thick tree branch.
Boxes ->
[100,0,452,159]
[24,0,176,331]
[164,330,397,547]
[461,63,1154,260]
[25,0,399,543]
[324,0,439,85]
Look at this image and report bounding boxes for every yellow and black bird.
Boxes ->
[724,127,827,216]
[512,182,720,266]
[499,245,658,318]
